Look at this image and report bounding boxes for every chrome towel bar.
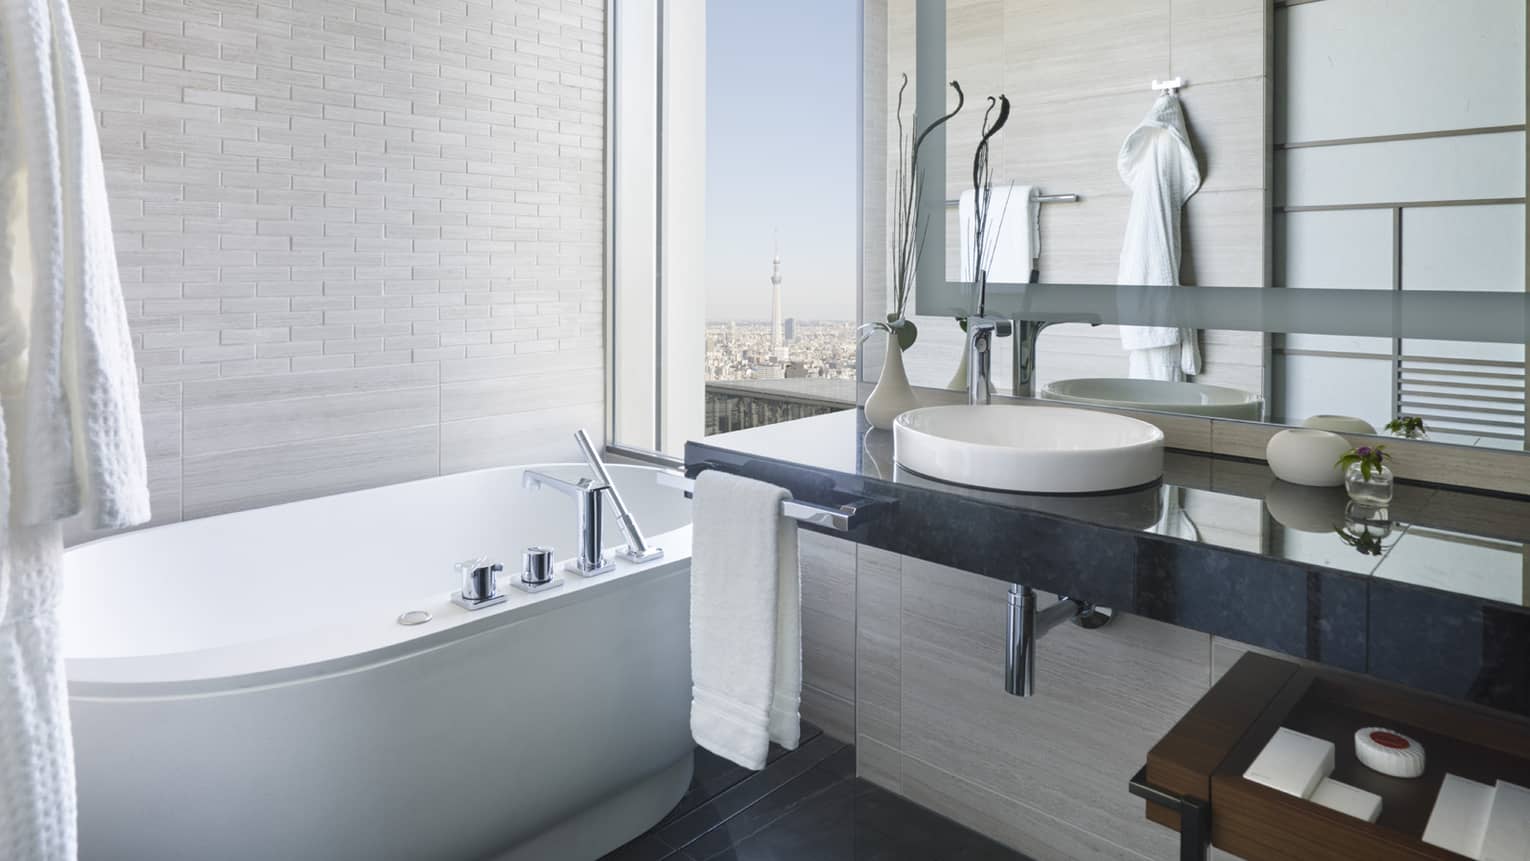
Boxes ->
[656,470,885,533]
[943,192,1078,206]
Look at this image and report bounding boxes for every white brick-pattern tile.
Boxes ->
[73,0,606,526]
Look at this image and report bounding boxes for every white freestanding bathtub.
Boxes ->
[62,463,695,861]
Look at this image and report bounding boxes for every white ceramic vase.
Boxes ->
[1301,414,1376,435]
[1265,428,1350,487]
[945,348,969,391]
[1263,478,1348,532]
[865,332,918,430]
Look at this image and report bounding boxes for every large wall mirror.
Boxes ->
[866,0,1528,453]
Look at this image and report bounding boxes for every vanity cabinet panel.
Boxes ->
[799,531,857,741]
[855,546,903,771]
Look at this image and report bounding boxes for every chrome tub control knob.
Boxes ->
[452,558,508,610]
[513,546,564,594]
[522,547,555,586]
[462,559,502,601]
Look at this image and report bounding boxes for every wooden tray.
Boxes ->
[1144,653,1530,860]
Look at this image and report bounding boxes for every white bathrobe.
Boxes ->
[1,0,150,857]
[1117,93,1203,381]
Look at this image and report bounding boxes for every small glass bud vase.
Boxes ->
[1344,462,1394,506]
[1343,501,1392,537]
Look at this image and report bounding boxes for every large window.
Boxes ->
[609,1,862,457]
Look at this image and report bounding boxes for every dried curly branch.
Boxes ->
[888,75,963,350]
[968,94,1011,316]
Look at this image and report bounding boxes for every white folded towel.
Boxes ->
[1117,93,1203,381]
[959,183,1038,284]
[689,471,801,770]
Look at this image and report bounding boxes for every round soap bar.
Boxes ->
[1355,727,1425,778]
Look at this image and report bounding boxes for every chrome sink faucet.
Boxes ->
[1012,316,1104,398]
[965,268,1105,404]
[1011,319,1057,400]
[968,316,1104,403]
[965,316,1013,405]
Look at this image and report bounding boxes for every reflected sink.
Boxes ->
[892,405,1165,494]
[1039,378,1264,420]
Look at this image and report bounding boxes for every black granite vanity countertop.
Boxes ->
[687,409,1530,717]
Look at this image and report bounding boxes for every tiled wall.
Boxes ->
[73,0,605,527]
[801,533,1258,861]
[855,548,1216,861]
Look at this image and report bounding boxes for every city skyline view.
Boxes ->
[704,320,858,382]
[705,0,860,323]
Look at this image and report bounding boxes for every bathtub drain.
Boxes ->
[397,609,433,626]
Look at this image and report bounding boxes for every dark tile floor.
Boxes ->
[603,725,1031,860]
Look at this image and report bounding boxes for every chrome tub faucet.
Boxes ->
[573,429,662,564]
[522,430,664,577]
[522,469,614,576]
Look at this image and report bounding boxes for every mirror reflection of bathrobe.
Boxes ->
[1117,94,1202,381]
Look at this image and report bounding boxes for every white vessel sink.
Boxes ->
[893,405,1165,494]
[1039,377,1264,420]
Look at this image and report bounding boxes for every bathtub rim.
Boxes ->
[68,544,691,700]
[63,461,670,556]
[68,546,691,700]
[64,462,693,700]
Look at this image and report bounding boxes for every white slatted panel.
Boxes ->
[1398,358,1526,444]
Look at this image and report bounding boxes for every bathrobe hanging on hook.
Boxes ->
[1116,92,1203,382]
[0,0,151,857]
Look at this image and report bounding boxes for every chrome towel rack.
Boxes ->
[657,469,888,533]
[944,191,1079,206]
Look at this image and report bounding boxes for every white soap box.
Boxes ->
[1243,727,1336,799]
[1480,779,1530,861]
[1424,775,1495,859]
[1423,775,1530,861]
[1310,777,1383,823]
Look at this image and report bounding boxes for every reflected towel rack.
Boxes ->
[944,192,1079,206]
[656,469,889,533]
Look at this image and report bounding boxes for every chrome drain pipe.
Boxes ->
[1005,585,1112,696]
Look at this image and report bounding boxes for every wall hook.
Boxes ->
[1151,77,1185,95]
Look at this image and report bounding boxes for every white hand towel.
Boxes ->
[958,183,1038,283]
[1117,93,1203,381]
[689,471,801,770]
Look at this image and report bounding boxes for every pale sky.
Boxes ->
[705,0,860,322]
